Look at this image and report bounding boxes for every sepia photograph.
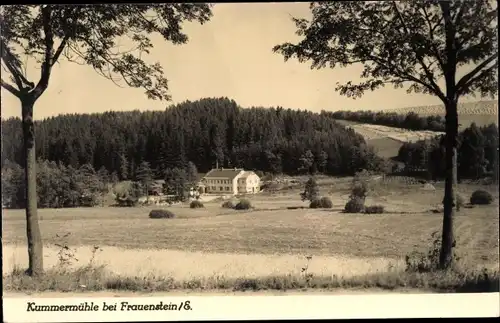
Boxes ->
[1,1,499,321]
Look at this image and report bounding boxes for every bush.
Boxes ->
[364,205,384,214]
[470,190,493,205]
[235,199,252,210]
[309,199,321,208]
[344,197,365,213]
[221,200,235,209]
[149,209,175,219]
[300,177,320,202]
[405,231,461,273]
[349,171,370,202]
[190,200,204,209]
[319,196,333,208]
[310,196,333,209]
[350,181,368,200]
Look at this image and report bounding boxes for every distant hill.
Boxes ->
[385,100,498,129]
[387,99,497,120]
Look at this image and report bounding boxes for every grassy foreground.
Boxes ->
[3,177,498,294]
[3,262,499,294]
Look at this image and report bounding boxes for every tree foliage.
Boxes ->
[273,1,497,101]
[329,110,446,132]
[1,97,388,177]
[397,122,499,180]
[2,159,106,209]
[1,4,213,100]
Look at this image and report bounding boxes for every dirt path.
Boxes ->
[4,288,432,298]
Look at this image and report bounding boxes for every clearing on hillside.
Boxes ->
[387,100,498,129]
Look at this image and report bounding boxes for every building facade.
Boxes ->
[200,168,260,195]
[236,171,261,194]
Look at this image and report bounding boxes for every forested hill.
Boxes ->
[1,97,387,178]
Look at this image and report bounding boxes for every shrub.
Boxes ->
[349,172,370,201]
[350,181,368,200]
[310,196,333,209]
[309,199,321,209]
[344,197,365,213]
[319,196,333,208]
[221,200,235,209]
[365,205,384,214]
[235,199,252,210]
[470,190,493,205]
[300,177,320,202]
[190,200,204,209]
[149,209,175,219]
[405,231,461,273]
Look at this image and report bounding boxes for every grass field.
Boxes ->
[3,176,499,293]
[335,120,441,159]
[334,100,498,159]
[366,138,404,159]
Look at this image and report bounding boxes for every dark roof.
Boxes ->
[203,168,244,180]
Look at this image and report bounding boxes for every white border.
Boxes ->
[3,293,500,322]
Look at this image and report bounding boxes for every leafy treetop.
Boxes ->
[1,4,213,101]
[273,1,498,103]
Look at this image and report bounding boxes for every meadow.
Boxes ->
[3,176,499,293]
[334,120,442,159]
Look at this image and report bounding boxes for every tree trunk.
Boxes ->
[439,99,458,270]
[21,97,44,276]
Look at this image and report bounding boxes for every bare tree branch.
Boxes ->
[456,53,499,94]
[32,5,55,99]
[51,36,70,67]
[1,78,21,97]
[1,41,26,90]
[369,54,447,102]
[421,6,445,71]
[392,1,446,101]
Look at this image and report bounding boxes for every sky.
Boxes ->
[0,2,489,120]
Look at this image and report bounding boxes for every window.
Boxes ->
[225,186,230,191]
[220,187,223,191]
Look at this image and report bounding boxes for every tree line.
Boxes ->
[397,122,499,181]
[327,110,447,132]
[1,158,202,209]
[1,97,389,181]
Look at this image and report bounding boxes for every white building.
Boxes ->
[236,171,261,194]
[200,168,261,195]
